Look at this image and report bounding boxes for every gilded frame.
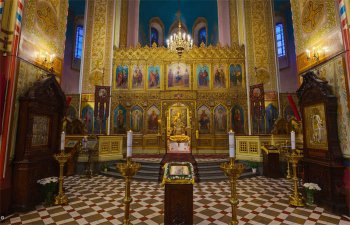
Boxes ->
[166,63,192,90]
[229,63,245,88]
[113,64,130,90]
[146,64,164,90]
[194,63,211,90]
[212,64,229,90]
[167,104,190,136]
[304,103,328,150]
[213,104,229,134]
[130,64,146,90]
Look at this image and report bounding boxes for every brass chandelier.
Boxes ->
[166,1,193,57]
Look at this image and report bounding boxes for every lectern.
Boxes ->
[162,162,194,225]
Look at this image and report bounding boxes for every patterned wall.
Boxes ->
[81,0,115,93]
[244,0,278,92]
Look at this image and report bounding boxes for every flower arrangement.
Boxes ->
[37,177,58,206]
[303,183,321,191]
[303,182,321,206]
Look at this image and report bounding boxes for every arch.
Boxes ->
[192,17,208,46]
[149,17,164,46]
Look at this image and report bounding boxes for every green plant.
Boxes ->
[248,161,258,168]
[101,163,108,172]
[37,177,58,206]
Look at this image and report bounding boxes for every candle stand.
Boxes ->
[54,149,69,205]
[117,157,141,225]
[285,150,304,207]
[220,157,245,225]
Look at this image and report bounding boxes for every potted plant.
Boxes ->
[303,182,321,206]
[37,177,58,206]
[101,163,108,172]
[248,161,258,173]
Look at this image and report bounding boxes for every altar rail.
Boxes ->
[235,135,302,162]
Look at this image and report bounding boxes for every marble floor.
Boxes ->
[3,175,350,225]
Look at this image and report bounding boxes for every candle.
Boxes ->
[127,130,133,157]
[228,130,235,157]
[291,131,296,150]
[82,136,87,149]
[60,131,65,150]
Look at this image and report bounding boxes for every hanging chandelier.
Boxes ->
[166,2,193,57]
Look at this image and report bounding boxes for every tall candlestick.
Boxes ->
[228,130,235,157]
[127,130,133,157]
[60,131,65,150]
[291,131,296,150]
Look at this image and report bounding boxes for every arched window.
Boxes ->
[192,17,207,47]
[74,25,84,59]
[150,27,159,46]
[275,23,286,57]
[198,27,206,46]
[149,17,164,46]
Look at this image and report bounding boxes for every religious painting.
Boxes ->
[168,141,191,153]
[214,105,227,133]
[115,65,129,89]
[147,65,161,89]
[265,103,278,133]
[113,105,126,134]
[213,64,227,89]
[167,63,190,89]
[284,105,295,121]
[198,105,210,134]
[81,105,94,134]
[31,116,50,146]
[147,105,160,133]
[170,165,190,175]
[130,106,143,133]
[196,64,210,89]
[66,106,77,120]
[231,105,244,134]
[250,84,265,134]
[304,103,328,150]
[131,65,145,89]
[229,64,243,87]
[168,105,188,136]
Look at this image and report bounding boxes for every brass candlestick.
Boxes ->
[117,157,141,225]
[54,149,69,205]
[286,159,292,179]
[220,157,245,225]
[286,150,304,207]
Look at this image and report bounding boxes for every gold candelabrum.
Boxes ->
[54,149,69,205]
[117,157,141,225]
[285,149,304,207]
[220,157,245,225]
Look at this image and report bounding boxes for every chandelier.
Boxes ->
[166,4,193,57]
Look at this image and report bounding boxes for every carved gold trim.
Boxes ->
[229,0,239,46]
[119,0,128,48]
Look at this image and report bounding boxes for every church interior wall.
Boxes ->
[138,0,218,46]
[290,0,350,158]
[61,0,86,95]
[274,0,298,93]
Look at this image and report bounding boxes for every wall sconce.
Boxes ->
[35,51,56,72]
[305,47,327,62]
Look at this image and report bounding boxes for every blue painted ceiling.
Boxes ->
[139,0,218,46]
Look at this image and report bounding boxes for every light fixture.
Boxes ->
[166,1,193,57]
[305,46,327,62]
[35,51,55,72]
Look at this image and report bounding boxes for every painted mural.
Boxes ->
[229,64,243,87]
[113,105,126,134]
[130,106,143,133]
[147,65,161,89]
[196,64,210,89]
[147,105,160,133]
[198,105,211,134]
[132,65,145,89]
[66,106,77,120]
[167,63,190,89]
[115,66,129,89]
[231,105,244,134]
[214,105,227,133]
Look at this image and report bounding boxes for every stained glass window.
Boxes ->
[75,25,84,59]
[198,27,206,46]
[275,23,286,57]
[150,27,159,46]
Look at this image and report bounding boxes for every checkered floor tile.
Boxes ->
[3,176,350,225]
